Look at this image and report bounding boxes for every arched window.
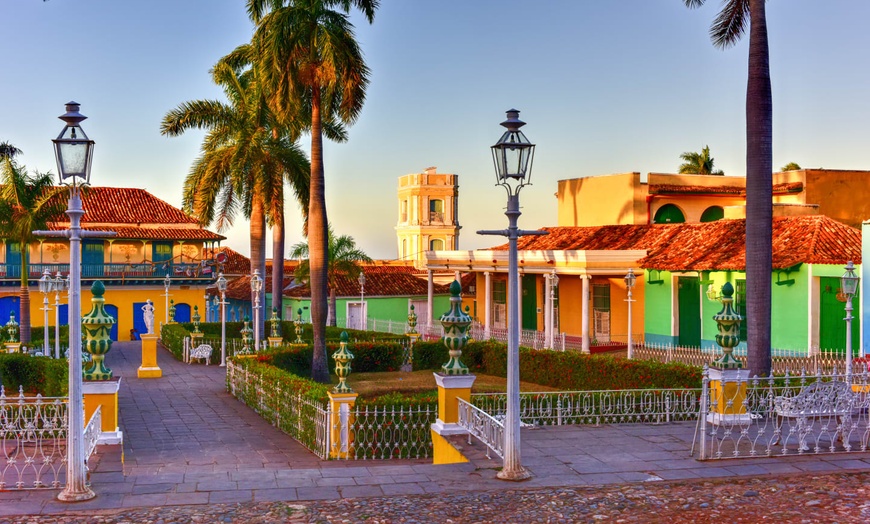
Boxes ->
[700,206,724,222]
[653,204,685,224]
[430,239,444,251]
[429,199,444,223]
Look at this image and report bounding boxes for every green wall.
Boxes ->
[643,270,675,345]
[282,295,450,326]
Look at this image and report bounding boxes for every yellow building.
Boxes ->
[396,167,461,266]
[0,187,225,342]
[557,169,870,228]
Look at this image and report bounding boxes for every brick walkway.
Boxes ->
[4,340,870,517]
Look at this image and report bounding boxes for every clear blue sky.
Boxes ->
[3,1,869,260]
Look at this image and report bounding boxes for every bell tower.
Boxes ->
[396,167,461,266]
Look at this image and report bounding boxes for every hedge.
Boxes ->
[0,354,68,396]
[412,340,703,390]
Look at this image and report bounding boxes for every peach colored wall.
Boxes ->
[802,170,870,228]
[557,173,642,227]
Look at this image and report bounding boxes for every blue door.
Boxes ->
[153,242,173,276]
[0,296,20,328]
[174,303,191,323]
[58,304,69,326]
[6,243,27,278]
[104,304,119,341]
[82,240,104,277]
[132,302,148,340]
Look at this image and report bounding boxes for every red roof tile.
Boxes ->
[284,264,450,299]
[44,225,223,241]
[494,216,860,271]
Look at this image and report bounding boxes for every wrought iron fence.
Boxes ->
[696,368,870,460]
[635,343,851,375]
[332,404,436,460]
[458,398,504,458]
[472,388,702,427]
[0,387,66,490]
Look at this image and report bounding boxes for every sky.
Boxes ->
[2,0,870,261]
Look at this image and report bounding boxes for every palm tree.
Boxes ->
[289,224,372,327]
[246,0,378,383]
[684,0,772,376]
[0,158,67,343]
[780,162,801,171]
[678,145,724,175]
[161,58,310,327]
[0,141,22,160]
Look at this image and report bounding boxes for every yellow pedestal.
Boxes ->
[706,367,752,425]
[431,373,476,465]
[4,342,21,354]
[83,378,123,444]
[138,333,162,378]
[268,337,283,348]
[327,392,359,459]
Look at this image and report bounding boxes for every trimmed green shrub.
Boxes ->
[0,354,68,396]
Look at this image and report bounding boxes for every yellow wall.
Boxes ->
[27,284,208,341]
[801,170,870,228]
[396,170,460,263]
[558,172,642,227]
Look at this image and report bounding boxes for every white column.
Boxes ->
[581,275,590,354]
[427,269,434,328]
[484,271,492,339]
[543,274,552,349]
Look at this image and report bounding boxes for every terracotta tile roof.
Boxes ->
[493,216,860,271]
[647,181,803,196]
[284,264,450,299]
[43,225,223,241]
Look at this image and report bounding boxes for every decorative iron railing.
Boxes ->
[635,343,851,375]
[3,262,210,280]
[472,388,702,427]
[332,404,436,460]
[0,386,67,490]
[696,368,870,460]
[458,398,504,458]
[84,406,101,459]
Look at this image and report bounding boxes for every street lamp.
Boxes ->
[53,271,67,359]
[358,271,366,331]
[548,272,559,349]
[477,109,546,481]
[163,274,171,325]
[251,269,262,352]
[38,269,53,357]
[625,268,637,359]
[217,272,228,366]
[35,102,115,502]
[841,260,859,379]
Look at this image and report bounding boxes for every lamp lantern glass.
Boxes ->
[491,108,535,195]
[52,102,94,185]
[39,269,53,293]
[358,271,365,287]
[625,268,636,289]
[164,274,171,292]
[841,261,859,297]
[251,269,262,293]
[216,273,228,293]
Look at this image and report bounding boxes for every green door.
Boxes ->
[521,274,537,330]
[678,276,701,347]
[819,277,860,355]
[82,240,104,277]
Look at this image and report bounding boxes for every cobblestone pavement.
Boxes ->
[3,470,869,523]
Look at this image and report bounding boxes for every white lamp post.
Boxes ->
[625,268,637,359]
[53,271,67,359]
[549,273,559,349]
[841,260,859,379]
[477,109,546,481]
[251,269,262,352]
[358,271,366,331]
[217,272,228,366]
[162,274,171,324]
[38,269,53,356]
[35,102,116,502]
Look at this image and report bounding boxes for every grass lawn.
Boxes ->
[341,370,560,398]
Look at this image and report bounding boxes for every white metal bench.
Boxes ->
[772,380,857,450]
[188,344,213,365]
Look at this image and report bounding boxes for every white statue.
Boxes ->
[142,299,155,334]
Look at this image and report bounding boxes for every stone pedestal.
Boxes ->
[706,367,752,425]
[327,392,359,459]
[431,373,476,464]
[83,378,123,445]
[4,342,21,354]
[138,333,162,378]
[267,336,283,348]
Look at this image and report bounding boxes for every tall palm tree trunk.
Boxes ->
[745,0,773,377]
[328,287,337,327]
[309,91,330,384]
[272,202,285,327]
[250,196,267,341]
[19,255,30,343]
